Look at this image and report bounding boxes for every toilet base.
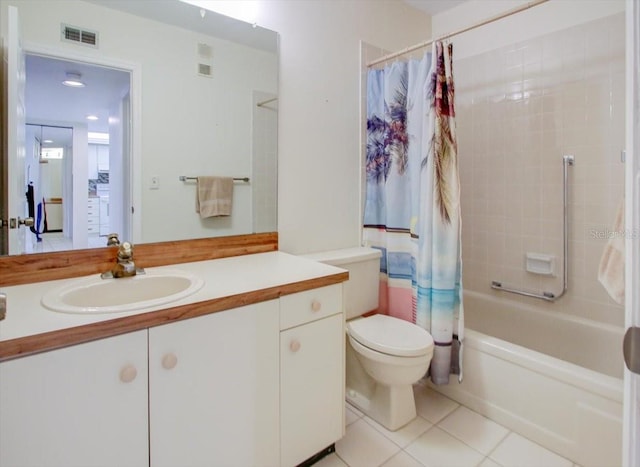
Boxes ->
[346,383,417,431]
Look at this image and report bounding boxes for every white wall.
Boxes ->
[255,1,432,254]
[71,124,88,249]
[109,96,125,241]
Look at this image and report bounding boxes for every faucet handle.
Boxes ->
[118,242,133,260]
[106,233,120,246]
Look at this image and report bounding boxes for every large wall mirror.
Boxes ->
[1,0,278,255]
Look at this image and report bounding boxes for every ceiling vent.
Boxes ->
[61,24,98,48]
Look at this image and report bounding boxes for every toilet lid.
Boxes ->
[348,314,434,357]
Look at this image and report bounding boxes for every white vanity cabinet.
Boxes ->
[279,284,345,467]
[0,330,149,467]
[0,275,346,467]
[148,300,280,466]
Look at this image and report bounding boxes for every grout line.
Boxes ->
[334,450,349,466]
[361,413,434,450]
[435,406,512,460]
[402,449,428,467]
[483,428,513,464]
[375,449,400,467]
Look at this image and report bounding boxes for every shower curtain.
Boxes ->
[363,42,463,385]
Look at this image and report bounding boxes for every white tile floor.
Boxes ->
[318,385,578,467]
[28,232,106,253]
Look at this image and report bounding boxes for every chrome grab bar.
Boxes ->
[491,154,574,302]
[491,281,556,301]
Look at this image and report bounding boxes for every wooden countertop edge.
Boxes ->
[0,232,279,287]
[0,271,349,362]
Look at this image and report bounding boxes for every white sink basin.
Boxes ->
[41,269,205,314]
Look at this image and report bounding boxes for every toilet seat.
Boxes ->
[348,314,434,358]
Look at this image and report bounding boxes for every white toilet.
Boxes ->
[305,247,434,431]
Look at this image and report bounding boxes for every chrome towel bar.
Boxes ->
[179,176,250,182]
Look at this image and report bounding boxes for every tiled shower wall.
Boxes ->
[455,13,625,327]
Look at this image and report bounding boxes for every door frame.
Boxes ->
[624,0,639,465]
[4,5,27,255]
[22,41,142,245]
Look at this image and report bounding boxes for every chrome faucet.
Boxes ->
[101,241,144,279]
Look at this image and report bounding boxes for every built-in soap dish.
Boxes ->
[525,252,555,276]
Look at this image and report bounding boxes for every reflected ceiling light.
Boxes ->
[62,72,85,88]
[43,139,53,143]
[86,115,99,121]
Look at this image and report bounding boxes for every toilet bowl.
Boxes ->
[303,247,435,431]
[346,314,433,430]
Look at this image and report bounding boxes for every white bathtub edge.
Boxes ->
[463,329,623,403]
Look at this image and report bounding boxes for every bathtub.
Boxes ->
[430,290,624,467]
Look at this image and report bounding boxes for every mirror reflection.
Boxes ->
[24,56,131,254]
[2,0,279,255]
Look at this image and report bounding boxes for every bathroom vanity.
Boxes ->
[0,250,347,467]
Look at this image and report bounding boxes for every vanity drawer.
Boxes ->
[280,284,343,330]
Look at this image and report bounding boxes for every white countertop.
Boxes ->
[0,251,346,344]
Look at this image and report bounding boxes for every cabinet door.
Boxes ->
[87,144,98,179]
[149,301,280,467]
[280,313,345,467]
[97,144,110,171]
[0,331,148,467]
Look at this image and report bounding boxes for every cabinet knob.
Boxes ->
[289,339,301,353]
[311,299,322,312]
[119,364,138,383]
[162,353,178,370]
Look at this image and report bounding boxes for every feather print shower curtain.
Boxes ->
[363,42,463,385]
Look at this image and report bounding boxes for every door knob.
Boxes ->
[8,217,34,229]
[623,327,640,374]
[19,217,34,226]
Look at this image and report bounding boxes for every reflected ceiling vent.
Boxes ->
[61,24,98,48]
[197,42,213,78]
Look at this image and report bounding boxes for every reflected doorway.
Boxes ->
[24,54,131,253]
[24,124,72,252]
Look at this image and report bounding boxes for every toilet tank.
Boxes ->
[302,247,381,320]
